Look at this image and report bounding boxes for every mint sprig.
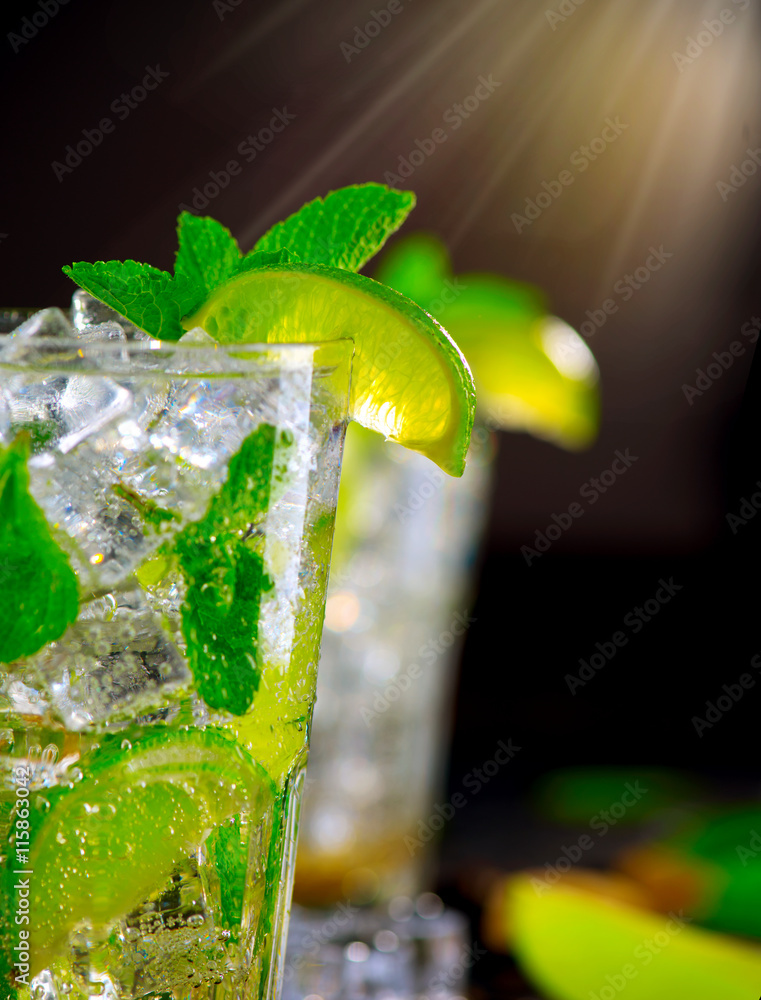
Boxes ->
[175,211,241,298]
[0,437,79,664]
[252,183,415,271]
[173,425,278,716]
[62,260,204,341]
[63,183,416,340]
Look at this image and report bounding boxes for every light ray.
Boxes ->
[238,0,506,246]
[176,0,315,99]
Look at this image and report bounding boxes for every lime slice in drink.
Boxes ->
[21,728,275,968]
[183,265,476,476]
[506,874,761,1000]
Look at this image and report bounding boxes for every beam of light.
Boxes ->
[338,0,470,105]
[444,13,558,249]
[597,0,678,120]
[175,0,315,99]
[670,23,761,236]
[447,0,678,250]
[238,0,506,247]
[593,66,693,299]
[593,0,755,299]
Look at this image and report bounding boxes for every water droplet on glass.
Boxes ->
[121,739,132,751]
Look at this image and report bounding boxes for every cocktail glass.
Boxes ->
[0,298,353,1000]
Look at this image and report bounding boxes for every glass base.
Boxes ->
[283,894,469,1000]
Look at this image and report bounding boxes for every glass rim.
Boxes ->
[0,335,355,377]
[0,335,354,351]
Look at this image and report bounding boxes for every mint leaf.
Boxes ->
[208,815,246,940]
[235,247,301,275]
[174,425,279,716]
[63,260,205,341]
[252,183,416,272]
[0,437,79,664]
[175,212,241,297]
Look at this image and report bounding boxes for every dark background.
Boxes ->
[2,0,760,994]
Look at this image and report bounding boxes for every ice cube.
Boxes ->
[178,326,216,345]
[56,375,133,453]
[0,309,38,335]
[0,307,74,361]
[0,310,133,450]
[11,306,73,340]
[24,589,191,730]
[75,321,127,344]
[0,374,66,450]
[148,379,258,473]
[171,326,252,376]
[27,439,172,590]
[71,289,148,340]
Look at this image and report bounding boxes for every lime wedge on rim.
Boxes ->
[183,264,476,477]
[20,727,275,969]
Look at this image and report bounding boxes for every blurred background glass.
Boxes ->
[294,236,599,916]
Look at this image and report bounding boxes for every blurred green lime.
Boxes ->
[508,874,761,1000]
[374,233,600,450]
[532,767,702,826]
